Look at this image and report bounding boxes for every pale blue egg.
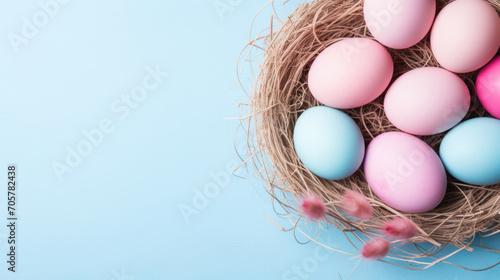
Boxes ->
[293,106,365,180]
[440,117,500,185]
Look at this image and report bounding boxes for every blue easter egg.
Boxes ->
[440,117,500,185]
[293,106,365,180]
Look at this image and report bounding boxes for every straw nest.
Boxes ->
[238,0,500,270]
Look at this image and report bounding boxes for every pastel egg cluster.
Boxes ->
[294,0,500,213]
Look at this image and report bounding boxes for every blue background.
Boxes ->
[0,0,499,279]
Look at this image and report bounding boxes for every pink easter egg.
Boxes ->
[364,132,447,213]
[364,0,436,49]
[308,38,394,109]
[477,56,500,119]
[384,67,470,135]
[431,0,500,73]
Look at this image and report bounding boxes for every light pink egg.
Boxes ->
[364,132,447,213]
[384,67,470,135]
[476,56,500,119]
[308,38,394,109]
[364,0,436,49]
[431,0,500,73]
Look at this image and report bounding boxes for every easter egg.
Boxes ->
[476,56,500,119]
[430,0,500,73]
[440,117,500,185]
[364,132,447,213]
[384,67,470,135]
[364,0,436,49]
[293,106,365,180]
[308,38,394,109]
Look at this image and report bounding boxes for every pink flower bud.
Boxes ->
[300,195,326,220]
[361,238,390,259]
[383,217,419,240]
[340,190,373,220]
